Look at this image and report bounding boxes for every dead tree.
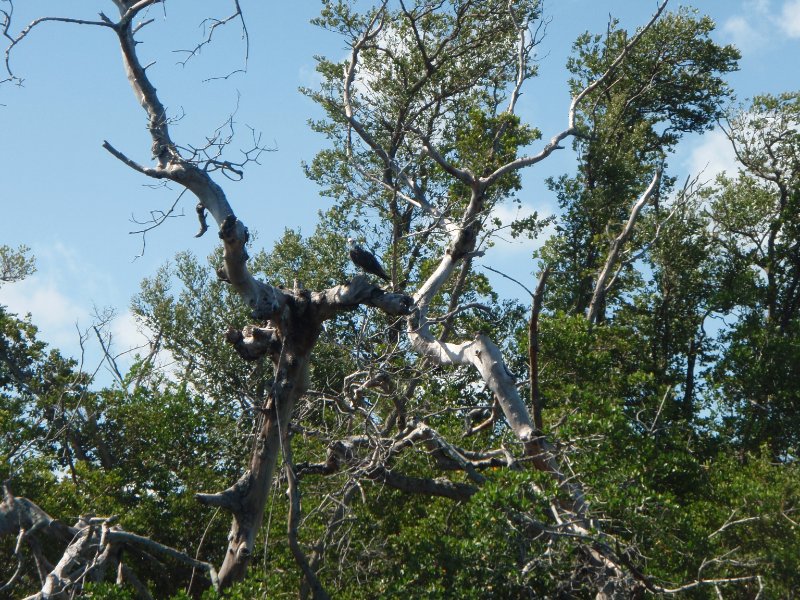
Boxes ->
[2,0,412,594]
[0,0,709,597]
[328,1,670,594]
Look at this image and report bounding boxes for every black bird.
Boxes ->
[348,238,390,282]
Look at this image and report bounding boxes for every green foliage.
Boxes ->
[703,93,800,459]
[4,3,799,599]
[0,300,241,597]
[541,8,738,317]
[82,582,135,599]
[0,243,36,284]
[453,108,540,181]
[305,0,548,303]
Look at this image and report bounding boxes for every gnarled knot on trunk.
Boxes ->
[218,214,247,245]
[226,325,281,362]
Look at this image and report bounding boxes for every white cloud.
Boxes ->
[685,129,739,182]
[108,309,156,374]
[107,309,178,381]
[0,241,109,355]
[110,309,151,354]
[0,242,156,382]
[722,15,767,52]
[722,0,800,49]
[780,0,800,36]
[0,274,90,350]
[0,274,176,386]
[298,62,323,89]
[745,0,772,13]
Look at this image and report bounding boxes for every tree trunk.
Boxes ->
[529,267,550,432]
[682,335,697,421]
[213,355,308,587]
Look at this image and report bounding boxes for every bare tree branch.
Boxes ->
[587,168,661,323]
[174,0,249,81]
[286,447,330,600]
[530,266,550,432]
[481,0,670,185]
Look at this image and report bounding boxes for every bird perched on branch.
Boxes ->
[348,238,390,282]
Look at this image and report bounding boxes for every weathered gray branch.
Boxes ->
[294,426,492,502]
[1,488,219,598]
[285,449,330,600]
[366,466,478,501]
[106,530,220,588]
[314,275,414,320]
[530,267,551,432]
[586,168,661,324]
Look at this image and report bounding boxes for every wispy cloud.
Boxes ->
[298,62,323,89]
[780,0,800,36]
[722,0,800,49]
[110,309,150,354]
[104,309,178,383]
[0,242,152,381]
[722,15,768,52]
[685,130,739,182]
[0,274,89,350]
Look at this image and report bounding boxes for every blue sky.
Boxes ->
[1,0,799,379]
